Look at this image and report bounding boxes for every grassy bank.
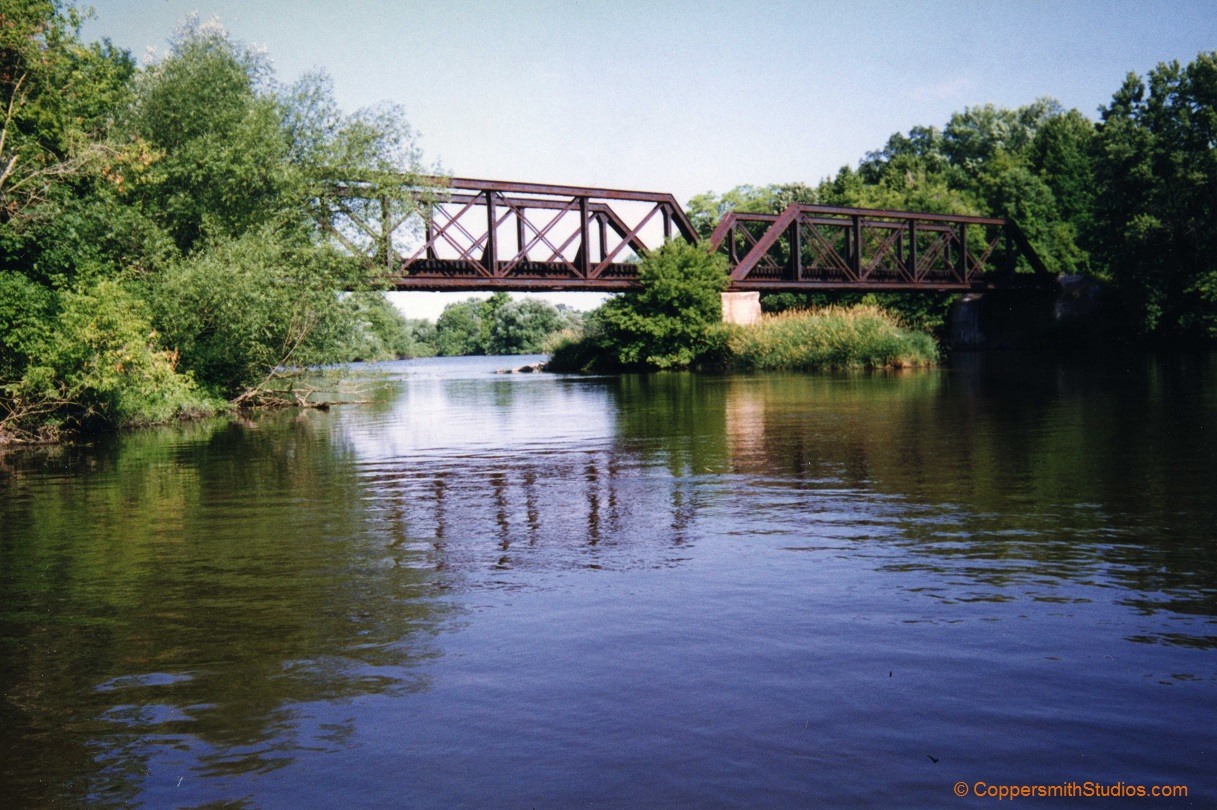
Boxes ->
[723,305,938,371]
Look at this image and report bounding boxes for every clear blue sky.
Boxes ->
[81,0,1217,319]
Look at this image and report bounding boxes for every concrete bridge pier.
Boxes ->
[721,291,762,326]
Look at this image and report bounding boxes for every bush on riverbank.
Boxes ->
[1,280,221,443]
[724,305,938,371]
[546,240,730,373]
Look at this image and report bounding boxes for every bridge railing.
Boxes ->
[707,204,1050,291]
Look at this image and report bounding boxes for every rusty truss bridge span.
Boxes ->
[324,176,1051,292]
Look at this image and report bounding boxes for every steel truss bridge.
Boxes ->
[321,176,1051,292]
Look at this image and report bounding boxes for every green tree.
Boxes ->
[0,1,135,230]
[594,239,729,369]
[433,297,485,356]
[433,293,575,356]
[339,294,435,360]
[486,298,570,355]
[1091,52,1217,340]
[687,183,818,238]
[1028,108,1096,228]
[279,70,432,273]
[126,17,289,254]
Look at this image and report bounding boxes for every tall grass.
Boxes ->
[726,305,938,371]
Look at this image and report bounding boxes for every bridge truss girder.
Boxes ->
[322,176,1051,292]
[707,204,1051,292]
[391,177,697,291]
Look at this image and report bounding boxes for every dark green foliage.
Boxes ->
[1,8,433,438]
[1028,109,1096,226]
[595,240,730,369]
[1091,53,1217,341]
[4,0,1216,441]
[0,270,54,379]
[693,53,1217,345]
[126,19,289,254]
[548,240,730,372]
[433,298,484,356]
[1,1,136,223]
[150,226,358,398]
[2,278,215,437]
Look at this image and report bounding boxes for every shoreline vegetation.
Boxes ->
[2,3,1215,445]
[543,241,938,375]
[545,304,938,375]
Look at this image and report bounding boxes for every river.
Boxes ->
[1,353,1215,807]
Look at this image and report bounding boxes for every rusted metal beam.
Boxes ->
[731,206,800,281]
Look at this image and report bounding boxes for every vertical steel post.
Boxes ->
[662,206,672,240]
[908,220,917,280]
[425,206,436,260]
[517,207,527,260]
[850,215,862,280]
[484,190,497,275]
[598,214,608,267]
[957,222,968,281]
[578,196,590,278]
[788,217,802,280]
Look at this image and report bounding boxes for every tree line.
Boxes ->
[689,52,1217,343]
[0,2,591,441]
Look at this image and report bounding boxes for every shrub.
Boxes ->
[151,226,356,399]
[3,280,215,437]
[543,327,607,373]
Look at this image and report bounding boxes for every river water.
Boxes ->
[1,353,1215,808]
